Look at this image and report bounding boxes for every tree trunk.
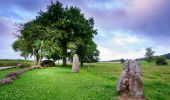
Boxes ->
[81,62,83,66]
[62,44,67,66]
[35,54,39,65]
[38,49,42,66]
[63,58,67,66]
[38,41,43,66]
[33,49,37,65]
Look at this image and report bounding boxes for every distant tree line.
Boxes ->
[120,47,168,66]
[145,47,168,65]
[12,1,99,66]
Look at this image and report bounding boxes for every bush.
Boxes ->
[21,63,31,68]
[16,63,31,68]
[155,56,168,65]
[120,59,125,64]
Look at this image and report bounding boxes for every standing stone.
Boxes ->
[117,59,144,100]
[72,54,80,72]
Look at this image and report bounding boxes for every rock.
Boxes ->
[72,54,80,72]
[117,59,144,100]
[0,77,13,85]
[40,60,55,67]
[5,68,33,78]
[0,67,34,85]
[6,72,18,79]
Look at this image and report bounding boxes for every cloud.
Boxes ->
[0,16,22,59]
[65,0,170,46]
[0,0,49,12]
[113,34,139,46]
[98,46,145,61]
[0,17,14,36]
[0,49,23,59]
[104,0,170,43]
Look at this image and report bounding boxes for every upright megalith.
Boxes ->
[117,59,144,100]
[72,54,80,72]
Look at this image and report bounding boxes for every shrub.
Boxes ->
[21,63,31,68]
[120,59,125,64]
[155,56,168,65]
[16,63,31,68]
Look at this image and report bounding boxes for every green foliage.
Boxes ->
[12,20,48,64]
[155,56,168,65]
[37,1,98,66]
[20,63,31,68]
[120,58,125,63]
[13,1,99,66]
[76,42,100,66]
[145,47,155,63]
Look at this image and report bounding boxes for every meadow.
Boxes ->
[0,61,170,100]
[0,59,34,67]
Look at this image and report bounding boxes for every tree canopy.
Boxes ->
[13,1,99,66]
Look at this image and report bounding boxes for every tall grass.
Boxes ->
[0,59,34,67]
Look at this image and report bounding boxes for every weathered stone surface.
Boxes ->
[40,60,55,67]
[0,67,34,85]
[0,77,13,85]
[6,72,18,79]
[117,59,144,100]
[72,54,80,72]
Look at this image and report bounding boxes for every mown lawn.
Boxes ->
[0,62,170,100]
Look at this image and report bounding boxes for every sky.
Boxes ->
[0,0,170,61]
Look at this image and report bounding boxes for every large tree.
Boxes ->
[13,1,99,66]
[145,47,155,64]
[36,1,98,66]
[13,20,45,65]
[76,41,99,66]
[13,20,61,65]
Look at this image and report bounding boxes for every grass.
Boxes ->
[0,61,170,100]
[0,68,20,79]
[0,59,34,67]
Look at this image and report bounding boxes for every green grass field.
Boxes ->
[0,62,170,100]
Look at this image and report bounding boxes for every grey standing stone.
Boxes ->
[117,59,144,100]
[72,54,80,73]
